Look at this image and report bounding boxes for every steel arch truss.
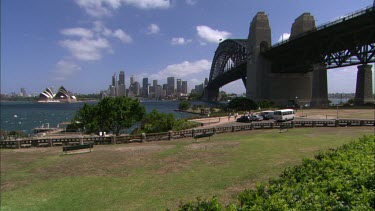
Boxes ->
[209,39,248,82]
[324,43,375,69]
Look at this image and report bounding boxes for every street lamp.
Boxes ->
[13,115,17,140]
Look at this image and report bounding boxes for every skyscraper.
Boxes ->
[142,77,149,98]
[182,81,188,94]
[176,79,182,95]
[167,77,175,97]
[111,73,118,97]
[130,75,135,85]
[118,71,126,96]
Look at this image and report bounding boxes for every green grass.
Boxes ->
[1,127,373,210]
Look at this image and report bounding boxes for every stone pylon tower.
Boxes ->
[246,12,315,107]
[246,12,272,101]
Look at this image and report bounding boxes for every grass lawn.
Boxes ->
[1,127,373,210]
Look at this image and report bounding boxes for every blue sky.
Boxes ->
[1,0,374,95]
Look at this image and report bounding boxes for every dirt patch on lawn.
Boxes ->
[186,141,240,151]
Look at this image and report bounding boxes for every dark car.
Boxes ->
[236,115,251,123]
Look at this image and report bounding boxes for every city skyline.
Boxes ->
[106,71,191,99]
[1,0,374,95]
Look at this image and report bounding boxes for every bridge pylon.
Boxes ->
[203,87,219,101]
[246,12,318,107]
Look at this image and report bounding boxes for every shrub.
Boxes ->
[176,135,375,210]
[179,100,191,110]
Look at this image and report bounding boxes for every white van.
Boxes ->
[273,109,295,121]
[260,110,274,120]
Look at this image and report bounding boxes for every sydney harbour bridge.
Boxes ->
[203,4,375,107]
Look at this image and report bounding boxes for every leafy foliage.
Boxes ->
[178,196,222,211]
[257,100,275,109]
[73,97,145,135]
[227,97,258,111]
[141,109,175,133]
[177,135,375,210]
[172,119,200,131]
[179,100,191,110]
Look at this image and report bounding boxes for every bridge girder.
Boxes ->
[209,39,248,82]
[263,5,375,72]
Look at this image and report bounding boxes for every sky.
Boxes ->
[1,0,374,95]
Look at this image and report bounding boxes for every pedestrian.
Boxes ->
[228,113,231,121]
[234,112,238,120]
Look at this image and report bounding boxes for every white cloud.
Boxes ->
[196,25,231,44]
[171,37,192,45]
[185,0,197,6]
[278,33,290,42]
[112,29,132,43]
[328,66,358,93]
[60,38,111,61]
[147,23,160,34]
[148,59,211,80]
[54,60,82,81]
[61,28,93,38]
[59,22,132,61]
[75,0,171,17]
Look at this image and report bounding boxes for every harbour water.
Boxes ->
[0,100,210,134]
[0,98,347,135]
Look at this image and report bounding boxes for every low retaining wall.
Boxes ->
[1,119,374,149]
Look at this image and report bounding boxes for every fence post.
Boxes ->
[168,131,173,140]
[312,121,316,127]
[111,136,116,144]
[231,125,235,132]
[270,122,274,129]
[250,123,254,130]
[15,140,21,149]
[141,133,146,142]
[360,120,364,126]
[48,139,53,147]
[213,127,216,134]
[335,120,339,127]
[192,129,196,138]
[291,121,295,128]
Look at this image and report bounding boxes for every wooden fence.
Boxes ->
[1,119,374,149]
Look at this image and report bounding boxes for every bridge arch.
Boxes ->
[204,39,248,101]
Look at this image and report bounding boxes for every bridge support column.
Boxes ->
[310,64,329,108]
[203,87,219,101]
[354,65,374,105]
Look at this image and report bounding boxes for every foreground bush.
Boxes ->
[177,135,375,210]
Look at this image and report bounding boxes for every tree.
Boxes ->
[227,97,258,111]
[73,97,146,136]
[178,100,190,110]
[141,109,175,133]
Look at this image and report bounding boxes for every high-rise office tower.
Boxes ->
[111,73,118,96]
[118,71,126,96]
[130,75,135,85]
[182,81,188,94]
[176,79,182,95]
[142,77,149,98]
[167,77,175,96]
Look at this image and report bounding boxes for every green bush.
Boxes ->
[141,109,175,133]
[179,100,191,110]
[177,135,375,210]
[172,119,200,131]
[227,97,258,111]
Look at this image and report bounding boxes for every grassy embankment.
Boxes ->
[1,127,373,210]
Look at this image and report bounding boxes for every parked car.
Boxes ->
[250,115,263,121]
[260,110,274,120]
[236,115,251,123]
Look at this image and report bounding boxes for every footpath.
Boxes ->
[190,116,237,129]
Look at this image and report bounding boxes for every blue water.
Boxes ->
[0,100,206,134]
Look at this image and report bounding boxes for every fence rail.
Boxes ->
[1,119,373,149]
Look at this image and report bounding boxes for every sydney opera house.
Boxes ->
[38,86,77,103]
